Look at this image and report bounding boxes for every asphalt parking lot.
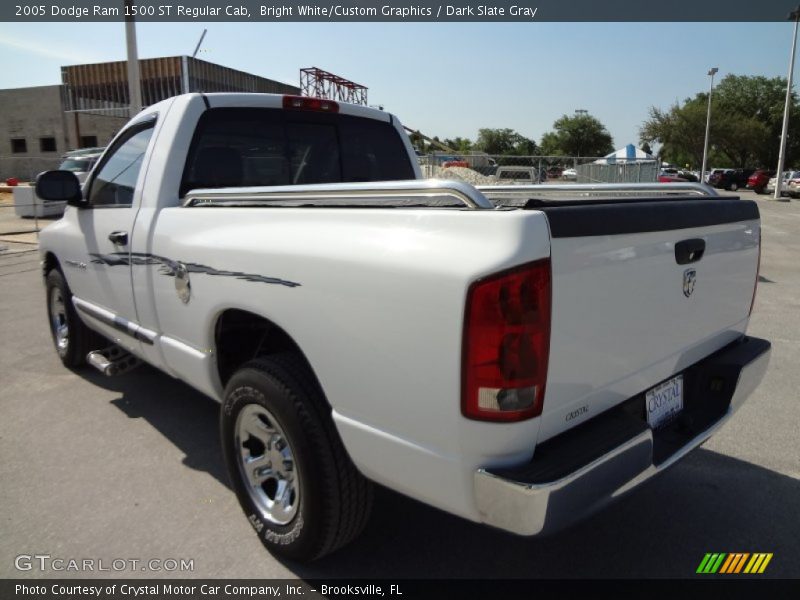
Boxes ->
[1,189,798,580]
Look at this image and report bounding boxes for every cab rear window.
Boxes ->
[180,107,415,196]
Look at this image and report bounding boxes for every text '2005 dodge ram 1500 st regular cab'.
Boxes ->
[36,93,771,561]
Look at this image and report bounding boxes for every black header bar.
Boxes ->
[3,0,800,22]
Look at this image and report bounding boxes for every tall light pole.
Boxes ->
[775,5,800,201]
[700,67,719,184]
[124,0,142,118]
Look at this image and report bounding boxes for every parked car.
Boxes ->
[461,153,497,169]
[747,170,776,194]
[36,92,770,561]
[658,174,688,183]
[431,154,464,166]
[492,165,541,184]
[766,170,799,196]
[787,173,800,198]
[58,148,105,183]
[705,168,728,183]
[561,167,577,180]
[677,170,699,182]
[546,166,563,179]
[709,168,755,191]
[658,169,687,183]
[442,159,469,168]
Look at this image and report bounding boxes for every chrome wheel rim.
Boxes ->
[49,286,69,355]
[234,404,300,525]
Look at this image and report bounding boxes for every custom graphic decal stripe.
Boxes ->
[72,297,157,345]
[89,252,301,288]
[696,552,773,574]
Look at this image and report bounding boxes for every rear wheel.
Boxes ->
[221,354,373,561]
[729,182,739,191]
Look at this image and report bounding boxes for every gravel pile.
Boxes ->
[428,166,495,186]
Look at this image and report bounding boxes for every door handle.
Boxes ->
[108,231,128,245]
[675,238,705,265]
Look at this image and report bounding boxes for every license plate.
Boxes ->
[645,374,684,429]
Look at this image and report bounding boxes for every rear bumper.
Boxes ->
[474,336,771,536]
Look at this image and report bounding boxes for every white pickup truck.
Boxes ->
[36,93,770,561]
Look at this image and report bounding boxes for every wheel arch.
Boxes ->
[213,308,324,398]
[42,251,61,277]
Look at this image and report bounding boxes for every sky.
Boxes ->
[0,21,795,150]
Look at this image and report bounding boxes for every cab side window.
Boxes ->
[88,123,155,207]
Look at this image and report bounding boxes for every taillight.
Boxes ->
[282,95,339,113]
[462,259,552,422]
[749,228,761,316]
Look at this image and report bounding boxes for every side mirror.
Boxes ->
[36,170,86,207]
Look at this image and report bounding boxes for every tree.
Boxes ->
[640,100,709,167]
[640,74,800,168]
[539,113,614,157]
[474,128,539,156]
[440,137,474,152]
[407,131,426,152]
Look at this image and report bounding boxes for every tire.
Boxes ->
[729,182,738,192]
[45,269,101,368]
[754,186,765,195]
[221,354,373,561]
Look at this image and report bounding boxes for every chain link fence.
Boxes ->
[0,157,74,244]
[0,156,63,184]
[419,153,659,185]
[0,184,42,272]
[0,187,58,240]
[576,161,659,184]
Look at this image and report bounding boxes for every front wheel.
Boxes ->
[221,354,373,561]
[45,269,100,368]
[729,182,739,191]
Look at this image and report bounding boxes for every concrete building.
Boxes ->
[0,56,300,181]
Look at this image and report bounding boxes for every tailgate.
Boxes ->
[538,198,760,441]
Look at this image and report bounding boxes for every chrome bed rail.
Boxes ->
[477,182,720,200]
[184,179,496,209]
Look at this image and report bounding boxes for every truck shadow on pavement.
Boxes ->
[81,365,230,489]
[300,454,800,579]
[83,364,798,579]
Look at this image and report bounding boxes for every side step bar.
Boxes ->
[86,346,141,376]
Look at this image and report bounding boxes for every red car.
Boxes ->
[441,160,469,168]
[658,174,688,183]
[747,170,776,194]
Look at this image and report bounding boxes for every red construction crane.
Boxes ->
[300,67,368,105]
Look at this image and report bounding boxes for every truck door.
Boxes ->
[66,117,157,352]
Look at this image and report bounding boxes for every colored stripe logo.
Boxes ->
[697,553,773,574]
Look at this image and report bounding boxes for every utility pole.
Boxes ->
[775,5,800,201]
[124,0,142,117]
[192,28,207,58]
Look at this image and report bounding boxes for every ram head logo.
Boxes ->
[683,269,697,298]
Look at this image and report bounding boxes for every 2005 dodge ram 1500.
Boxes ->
[36,93,771,561]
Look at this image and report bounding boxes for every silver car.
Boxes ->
[58,148,104,183]
[766,170,800,196]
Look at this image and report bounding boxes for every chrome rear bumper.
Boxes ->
[474,337,771,536]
